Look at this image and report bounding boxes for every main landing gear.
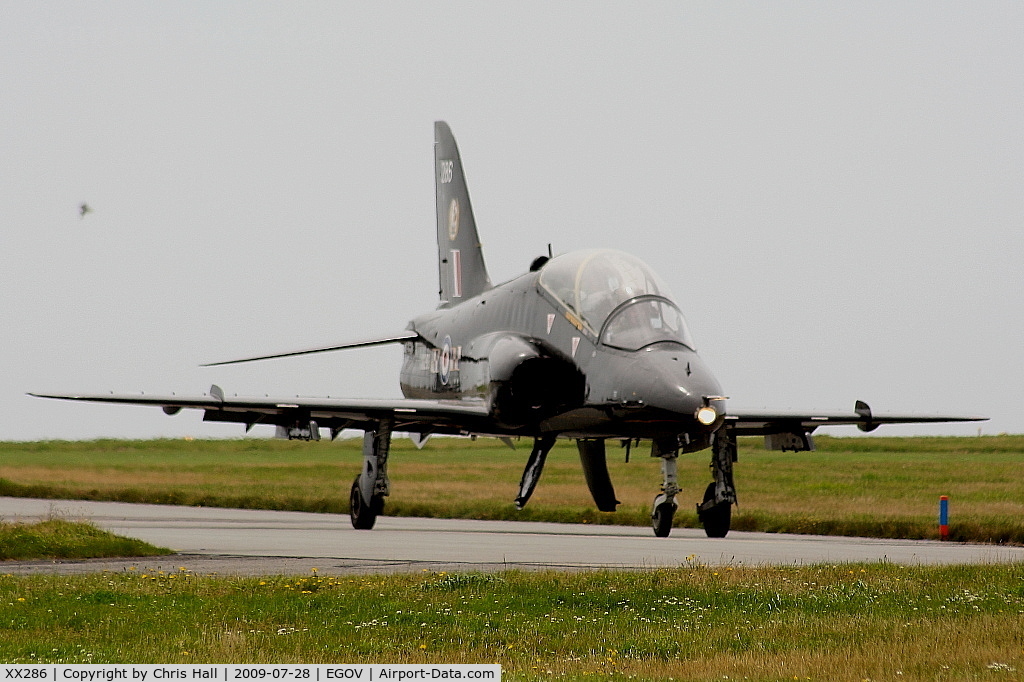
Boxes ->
[696,429,737,538]
[650,428,737,538]
[349,423,739,539]
[350,421,392,530]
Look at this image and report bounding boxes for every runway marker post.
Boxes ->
[939,495,949,540]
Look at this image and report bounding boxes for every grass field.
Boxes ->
[0,564,1021,680]
[0,519,169,560]
[1,435,1021,543]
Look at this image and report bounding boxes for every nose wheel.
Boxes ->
[651,494,677,537]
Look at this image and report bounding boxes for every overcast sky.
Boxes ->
[2,2,1021,441]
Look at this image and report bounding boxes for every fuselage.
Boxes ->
[400,249,726,447]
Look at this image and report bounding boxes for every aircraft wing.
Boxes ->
[725,400,986,450]
[29,388,494,439]
[201,331,420,367]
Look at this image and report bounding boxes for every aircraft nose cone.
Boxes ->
[624,348,725,420]
[638,348,720,405]
[589,347,726,431]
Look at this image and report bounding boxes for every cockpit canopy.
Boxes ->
[538,249,696,351]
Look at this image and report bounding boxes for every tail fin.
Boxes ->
[435,121,491,307]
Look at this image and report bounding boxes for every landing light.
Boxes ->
[696,406,718,426]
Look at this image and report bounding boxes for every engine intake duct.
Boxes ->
[488,336,583,427]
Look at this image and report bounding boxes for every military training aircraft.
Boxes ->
[34,122,985,539]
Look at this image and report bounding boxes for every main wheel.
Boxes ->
[698,482,731,538]
[652,500,676,538]
[349,475,381,530]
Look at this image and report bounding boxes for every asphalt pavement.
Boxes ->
[2,497,1022,575]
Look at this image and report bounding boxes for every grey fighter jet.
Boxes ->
[33,122,985,538]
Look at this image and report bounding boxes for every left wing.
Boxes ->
[726,400,986,451]
[30,386,494,440]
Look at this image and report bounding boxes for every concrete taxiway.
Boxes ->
[2,497,1022,575]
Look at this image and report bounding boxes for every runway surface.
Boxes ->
[2,497,1023,575]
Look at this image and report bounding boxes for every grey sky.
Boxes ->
[2,3,1020,440]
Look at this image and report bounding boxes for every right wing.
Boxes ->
[30,386,495,439]
[725,400,986,450]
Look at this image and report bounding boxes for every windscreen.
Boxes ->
[601,298,695,351]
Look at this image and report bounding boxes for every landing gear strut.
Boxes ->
[350,421,392,530]
[650,440,680,537]
[515,434,557,509]
[697,428,737,538]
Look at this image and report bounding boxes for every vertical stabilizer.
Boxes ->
[435,121,491,307]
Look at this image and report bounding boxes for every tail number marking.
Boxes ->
[439,159,454,184]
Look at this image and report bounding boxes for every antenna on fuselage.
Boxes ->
[530,244,555,272]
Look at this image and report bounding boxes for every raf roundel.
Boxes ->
[447,198,460,241]
[439,335,453,385]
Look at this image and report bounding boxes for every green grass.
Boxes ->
[0,519,170,560]
[0,564,1021,680]
[0,435,1022,543]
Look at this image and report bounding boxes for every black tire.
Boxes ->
[350,475,379,530]
[699,482,731,538]
[652,501,676,538]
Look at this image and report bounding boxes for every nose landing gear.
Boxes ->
[651,496,677,537]
[651,450,680,537]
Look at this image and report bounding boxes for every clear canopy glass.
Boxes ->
[600,298,695,351]
[538,249,695,350]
